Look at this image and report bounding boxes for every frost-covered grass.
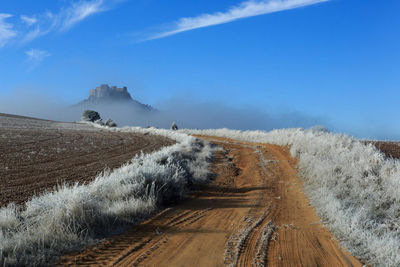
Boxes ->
[0,127,213,266]
[3,122,400,266]
[183,128,400,267]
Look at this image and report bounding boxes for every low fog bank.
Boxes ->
[152,99,323,130]
[0,95,324,132]
[3,95,399,140]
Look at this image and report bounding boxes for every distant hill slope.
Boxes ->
[76,84,155,112]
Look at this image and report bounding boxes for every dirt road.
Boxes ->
[0,113,174,207]
[59,136,362,266]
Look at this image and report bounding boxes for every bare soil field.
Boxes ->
[59,136,362,266]
[367,141,400,159]
[0,113,174,207]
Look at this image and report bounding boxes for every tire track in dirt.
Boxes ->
[58,136,363,267]
[60,207,213,266]
[235,146,277,267]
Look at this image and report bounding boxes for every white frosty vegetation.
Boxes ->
[183,128,400,267]
[0,127,213,266]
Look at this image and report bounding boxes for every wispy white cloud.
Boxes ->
[21,27,47,44]
[24,0,110,41]
[60,0,108,31]
[148,0,328,40]
[0,14,17,47]
[20,15,38,26]
[25,48,51,71]
[25,48,51,63]
[7,0,118,45]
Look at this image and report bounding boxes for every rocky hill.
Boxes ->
[77,84,154,111]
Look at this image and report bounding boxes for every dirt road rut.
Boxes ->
[59,136,362,266]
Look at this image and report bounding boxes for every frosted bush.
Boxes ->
[0,204,18,230]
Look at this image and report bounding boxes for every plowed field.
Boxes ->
[0,113,174,207]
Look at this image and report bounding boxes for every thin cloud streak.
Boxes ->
[6,0,119,45]
[20,15,38,26]
[27,0,110,41]
[25,48,51,71]
[21,27,48,44]
[148,0,328,40]
[25,48,51,62]
[60,0,108,31]
[0,14,17,47]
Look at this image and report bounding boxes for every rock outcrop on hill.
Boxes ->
[78,84,154,111]
[73,84,156,127]
[85,85,131,102]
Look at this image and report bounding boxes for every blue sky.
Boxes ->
[0,0,399,139]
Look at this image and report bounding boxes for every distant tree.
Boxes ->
[82,110,101,122]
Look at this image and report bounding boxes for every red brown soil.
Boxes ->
[366,141,400,159]
[59,136,362,266]
[0,114,174,207]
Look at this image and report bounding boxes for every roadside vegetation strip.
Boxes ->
[184,128,400,266]
[0,128,213,266]
[88,122,198,144]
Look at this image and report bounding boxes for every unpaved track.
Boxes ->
[59,136,362,266]
[0,113,174,207]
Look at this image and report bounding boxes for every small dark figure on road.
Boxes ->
[171,122,178,131]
